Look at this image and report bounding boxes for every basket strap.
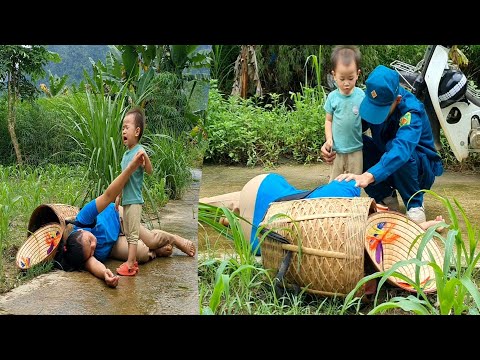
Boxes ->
[274,249,294,297]
[65,217,97,229]
[259,228,290,244]
[273,188,316,202]
[260,227,296,296]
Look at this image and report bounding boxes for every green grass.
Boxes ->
[145,131,194,200]
[204,81,325,167]
[58,82,128,201]
[0,164,87,291]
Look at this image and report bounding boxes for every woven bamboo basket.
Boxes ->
[365,211,444,293]
[16,223,63,269]
[28,203,79,241]
[260,197,376,297]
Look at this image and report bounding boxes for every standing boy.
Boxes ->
[116,107,153,276]
[323,45,365,181]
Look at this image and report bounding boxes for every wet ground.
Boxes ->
[0,170,201,315]
[198,163,480,252]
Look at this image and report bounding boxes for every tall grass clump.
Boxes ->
[145,130,193,200]
[0,164,87,284]
[210,45,240,94]
[199,203,288,314]
[58,78,128,200]
[0,181,22,273]
[341,190,480,315]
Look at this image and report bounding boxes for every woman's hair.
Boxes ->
[54,230,86,271]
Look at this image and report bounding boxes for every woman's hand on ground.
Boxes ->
[104,268,119,288]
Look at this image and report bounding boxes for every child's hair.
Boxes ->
[331,45,361,71]
[54,231,86,271]
[126,107,146,141]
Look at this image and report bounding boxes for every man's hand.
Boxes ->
[335,172,375,188]
[321,141,336,164]
[104,268,119,288]
[115,195,121,211]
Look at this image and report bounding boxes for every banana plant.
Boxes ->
[42,70,69,97]
[171,45,211,80]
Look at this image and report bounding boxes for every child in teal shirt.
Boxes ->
[116,108,153,276]
[324,45,365,181]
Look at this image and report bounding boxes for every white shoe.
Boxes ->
[406,206,426,224]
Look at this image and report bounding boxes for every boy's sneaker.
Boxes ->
[378,190,400,212]
[406,206,426,224]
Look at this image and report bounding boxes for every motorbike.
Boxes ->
[390,45,480,162]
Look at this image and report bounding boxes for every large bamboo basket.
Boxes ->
[28,203,80,241]
[260,197,376,297]
[365,211,444,293]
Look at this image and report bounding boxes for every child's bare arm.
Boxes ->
[143,151,153,175]
[324,112,333,152]
[96,150,145,213]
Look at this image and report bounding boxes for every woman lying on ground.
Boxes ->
[200,173,445,255]
[55,149,195,288]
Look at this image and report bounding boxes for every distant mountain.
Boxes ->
[42,45,110,85]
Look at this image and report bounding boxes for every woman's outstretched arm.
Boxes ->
[84,256,119,288]
[95,149,146,213]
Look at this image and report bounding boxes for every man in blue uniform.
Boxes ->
[322,65,444,223]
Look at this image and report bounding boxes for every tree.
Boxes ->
[231,45,262,98]
[0,45,59,165]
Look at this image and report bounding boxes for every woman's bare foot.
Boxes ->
[155,244,173,257]
[420,215,445,231]
[219,216,230,226]
[174,235,196,257]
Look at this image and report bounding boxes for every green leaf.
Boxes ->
[460,276,480,312]
[369,296,431,315]
[201,306,214,315]
[439,278,459,314]
[121,45,139,79]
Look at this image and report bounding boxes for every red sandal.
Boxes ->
[116,262,137,276]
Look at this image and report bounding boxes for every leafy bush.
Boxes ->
[144,72,190,135]
[0,96,74,166]
[145,131,193,200]
[204,81,325,166]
